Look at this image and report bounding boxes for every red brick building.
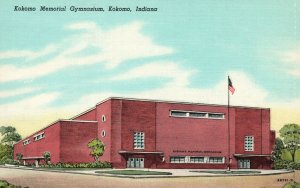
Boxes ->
[14,97,275,169]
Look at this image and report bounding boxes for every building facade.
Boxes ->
[14,97,275,169]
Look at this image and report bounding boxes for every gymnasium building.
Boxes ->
[14,97,275,169]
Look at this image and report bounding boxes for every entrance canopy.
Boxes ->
[22,156,44,160]
[119,151,163,155]
[234,154,271,157]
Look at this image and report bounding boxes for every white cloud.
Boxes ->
[0,50,34,59]
[0,57,68,82]
[0,21,173,83]
[110,61,194,87]
[98,22,173,68]
[288,69,300,77]
[0,92,60,118]
[0,87,40,98]
[0,44,57,60]
[281,48,300,64]
[280,47,300,77]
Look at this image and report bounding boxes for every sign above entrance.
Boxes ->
[173,150,222,154]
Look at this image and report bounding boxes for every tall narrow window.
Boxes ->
[133,132,144,149]
[244,136,254,151]
[101,130,106,137]
[102,115,106,122]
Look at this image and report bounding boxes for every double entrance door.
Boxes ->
[238,159,250,169]
[127,158,144,168]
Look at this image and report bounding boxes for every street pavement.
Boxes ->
[0,167,298,188]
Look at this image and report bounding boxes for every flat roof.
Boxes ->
[97,97,270,110]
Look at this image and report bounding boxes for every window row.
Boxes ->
[170,110,225,119]
[170,156,225,164]
[23,139,30,145]
[23,132,45,146]
[34,132,45,141]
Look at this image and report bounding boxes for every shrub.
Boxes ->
[55,162,63,168]
[43,151,51,164]
[38,161,112,168]
[273,159,300,170]
[2,158,20,166]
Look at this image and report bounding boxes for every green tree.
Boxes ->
[0,144,13,162]
[87,138,105,162]
[272,138,284,161]
[0,126,22,146]
[279,123,300,162]
[43,151,51,164]
[0,126,21,164]
[281,149,293,161]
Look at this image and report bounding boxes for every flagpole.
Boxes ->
[227,75,231,171]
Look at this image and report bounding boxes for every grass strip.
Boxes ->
[95,170,172,175]
[190,170,261,174]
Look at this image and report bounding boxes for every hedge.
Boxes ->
[39,161,112,168]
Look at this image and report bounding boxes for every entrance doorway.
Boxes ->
[35,160,39,167]
[127,158,144,168]
[238,159,250,169]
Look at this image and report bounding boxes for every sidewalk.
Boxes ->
[0,165,294,179]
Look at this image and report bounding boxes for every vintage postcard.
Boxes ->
[0,0,299,188]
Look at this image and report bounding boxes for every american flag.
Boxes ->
[228,77,235,95]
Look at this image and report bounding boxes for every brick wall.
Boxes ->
[60,121,98,163]
[14,122,61,164]
[156,102,229,169]
[96,100,111,162]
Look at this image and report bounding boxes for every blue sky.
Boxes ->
[0,0,299,136]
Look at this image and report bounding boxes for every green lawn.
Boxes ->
[191,170,261,174]
[95,170,172,175]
